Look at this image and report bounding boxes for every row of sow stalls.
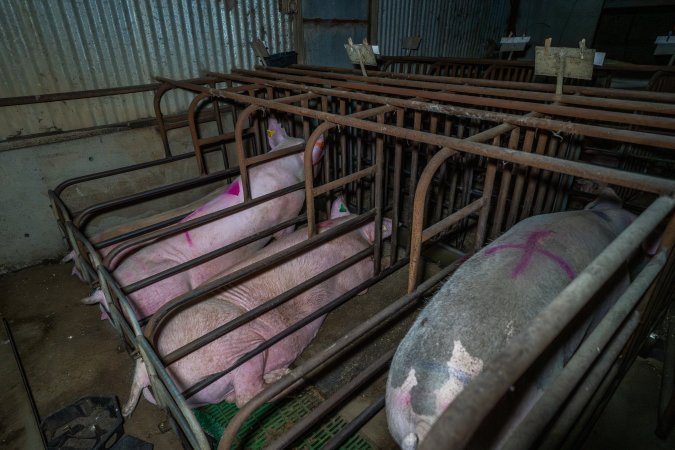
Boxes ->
[377,56,675,91]
[48,64,675,449]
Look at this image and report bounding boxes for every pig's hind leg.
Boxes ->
[232,351,268,407]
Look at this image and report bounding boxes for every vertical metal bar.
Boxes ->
[339,100,347,180]
[433,118,453,224]
[248,88,262,156]
[302,97,310,139]
[392,109,404,262]
[187,92,209,175]
[474,154,498,250]
[321,396,386,450]
[374,114,385,274]
[505,129,536,229]
[533,136,560,216]
[490,128,520,239]
[356,103,364,213]
[409,111,422,224]
[520,132,549,221]
[153,85,173,158]
[235,105,259,202]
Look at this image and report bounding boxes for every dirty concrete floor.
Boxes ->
[0,263,182,450]
[1,262,675,449]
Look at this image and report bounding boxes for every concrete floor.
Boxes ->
[0,263,182,449]
[1,262,674,449]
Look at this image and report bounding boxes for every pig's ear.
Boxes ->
[330,196,351,219]
[585,187,623,211]
[359,219,393,243]
[267,117,289,149]
[311,134,326,164]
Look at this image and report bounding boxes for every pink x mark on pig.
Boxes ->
[485,230,576,279]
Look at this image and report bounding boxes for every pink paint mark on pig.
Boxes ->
[485,230,576,279]
[226,180,240,196]
[184,231,193,246]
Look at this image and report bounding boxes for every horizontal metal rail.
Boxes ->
[213,71,675,149]
[198,83,675,195]
[216,254,469,450]
[147,211,375,344]
[502,250,666,449]
[418,195,675,449]
[291,64,675,103]
[73,166,240,228]
[103,181,305,268]
[252,66,675,116]
[123,215,308,296]
[181,250,396,400]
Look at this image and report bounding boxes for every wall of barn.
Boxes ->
[0,0,293,272]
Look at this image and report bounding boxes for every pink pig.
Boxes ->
[81,118,325,322]
[122,198,393,416]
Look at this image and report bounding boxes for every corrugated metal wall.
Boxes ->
[0,0,293,139]
[378,0,510,57]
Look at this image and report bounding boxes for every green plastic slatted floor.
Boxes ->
[193,387,374,449]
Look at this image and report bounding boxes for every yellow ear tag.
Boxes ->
[267,129,275,137]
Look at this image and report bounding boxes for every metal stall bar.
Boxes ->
[123,215,308,295]
[501,250,667,449]
[102,181,304,269]
[162,246,373,366]
[147,212,375,343]
[73,167,240,228]
[255,67,675,116]
[321,396,386,450]
[135,337,211,450]
[418,195,675,450]
[291,64,675,103]
[230,93,321,202]
[211,71,675,149]
[181,254,403,401]
[216,255,468,450]
[204,87,675,196]
[265,350,394,450]
[152,77,258,157]
[230,68,675,130]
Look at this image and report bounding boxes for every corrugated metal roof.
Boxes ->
[378,0,510,58]
[0,0,293,139]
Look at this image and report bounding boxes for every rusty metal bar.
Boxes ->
[211,71,675,149]
[102,182,304,268]
[312,166,375,197]
[474,157,498,251]
[406,146,459,292]
[184,256,407,400]
[206,86,675,194]
[288,64,675,103]
[123,215,307,296]
[506,130,536,230]
[253,66,675,115]
[520,132,550,221]
[502,250,666,450]
[163,246,373,366]
[73,166,240,229]
[216,254,467,450]
[491,128,521,239]
[266,349,393,450]
[234,68,675,129]
[147,212,375,344]
[322,396,386,450]
[418,195,675,450]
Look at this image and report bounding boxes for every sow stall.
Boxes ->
[50,66,675,449]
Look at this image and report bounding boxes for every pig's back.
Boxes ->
[389,209,623,396]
